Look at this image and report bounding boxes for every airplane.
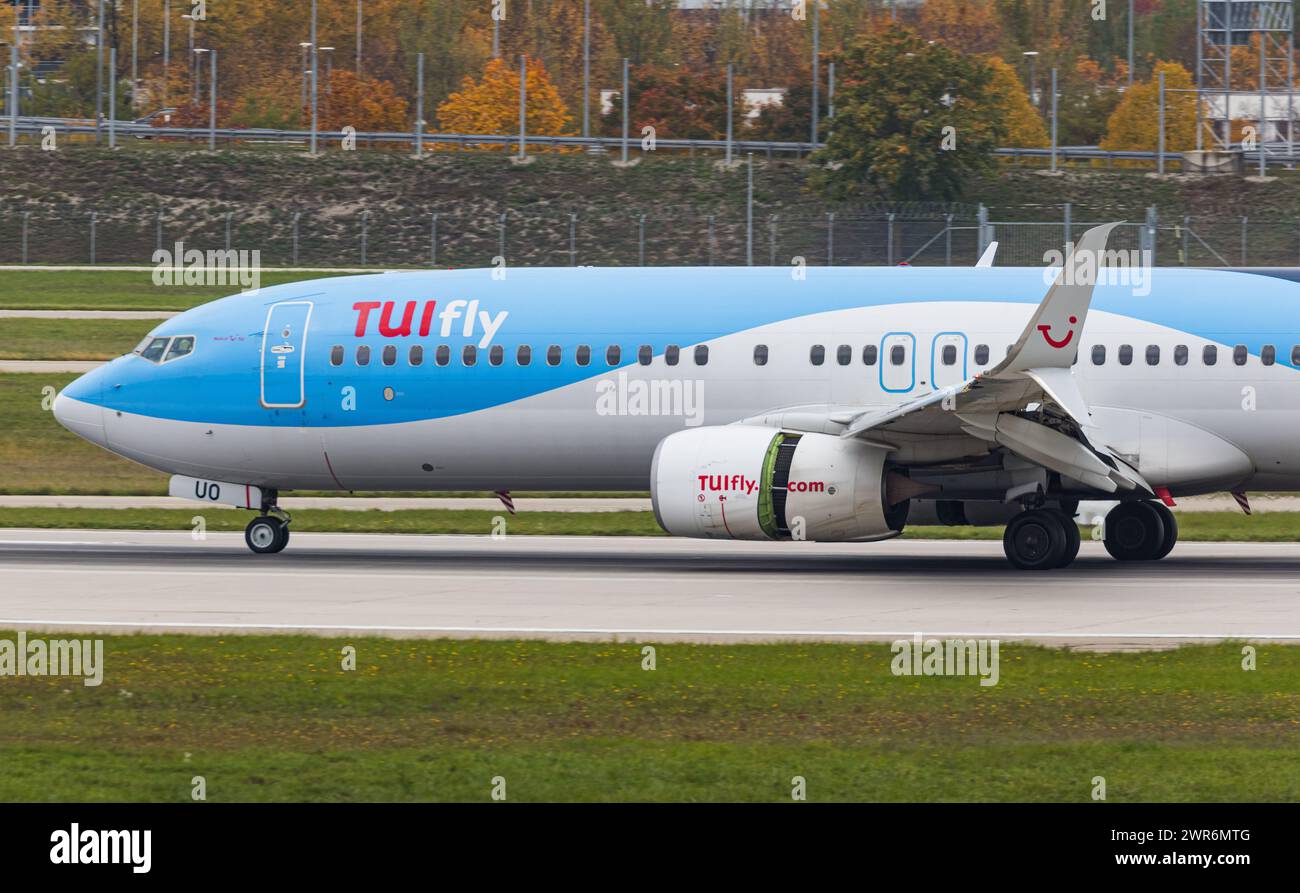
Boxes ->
[51,223,1300,569]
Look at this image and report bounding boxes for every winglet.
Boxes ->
[988,222,1123,377]
[975,241,998,267]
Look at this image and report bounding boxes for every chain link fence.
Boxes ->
[3,203,1298,268]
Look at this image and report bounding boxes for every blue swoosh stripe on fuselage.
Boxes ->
[74,266,1300,427]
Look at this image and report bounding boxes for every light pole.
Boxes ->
[300,42,312,112]
[163,0,171,106]
[582,0,590,139]
[811,0,819,146]
[193,47,208,105]
[131,0,139,111]
[310,0,318,155]
[182,12,197,103]
[1127,0,1134,88]
[356,0,363,78]
[320,46,334,92]
[95,0,104,143]
[1023,51,1039,108]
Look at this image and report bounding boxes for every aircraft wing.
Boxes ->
[834,222,1152,496]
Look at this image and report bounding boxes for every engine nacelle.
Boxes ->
[650,425,909,542]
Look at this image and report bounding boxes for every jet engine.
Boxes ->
[650,425,912,542]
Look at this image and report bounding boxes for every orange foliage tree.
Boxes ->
[985,55,1048,148]
[317,70,410,132]
[918,0,1003,55]
[436,56,573,149]
[1100,61,1198,153]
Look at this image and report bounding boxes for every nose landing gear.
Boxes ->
[244,500,291,555]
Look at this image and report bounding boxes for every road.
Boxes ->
[1,530,1298,647]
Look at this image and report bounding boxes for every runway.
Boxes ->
[3,530,1299,646]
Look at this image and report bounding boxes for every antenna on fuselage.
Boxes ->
[975,241,999,268]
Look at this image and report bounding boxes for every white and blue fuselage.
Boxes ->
[52,265,1300,497]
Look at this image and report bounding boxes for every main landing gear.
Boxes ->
[1001,500,1178,569]
[244,499,291,555]
[1102,501,1177,562]
[1002,506,1081,570]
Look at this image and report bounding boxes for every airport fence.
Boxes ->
[0,203,1297,268]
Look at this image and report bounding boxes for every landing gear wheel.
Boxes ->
[245,516,289,555]
[1003,509,1069,571]
[1150,502,1178,560]
[1050,508,1082,568]
[1103,502,1166,561]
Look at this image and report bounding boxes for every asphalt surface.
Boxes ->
[1,530,1298,647]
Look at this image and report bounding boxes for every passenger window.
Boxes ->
[1262,345,1276,366]
[1091,345,1106,365]
[382,345,397,366]
[140,337,169,363]
[890,345,905,366]
[862,345,878,366]
[1234,344,1248,366]
[694,345,708,365]
[516,345,531,366]
[638,345,652,365]
[489,345,504,366]
[356,345,371,366]
[810,345,825,366]
[576,344,591,366]
[548,345,562,366]
[1118,344,1133,366]
[408,345,424,366]
[1145,345,1159,366]
[664,345,679,366]
[941,345,957,366]
[836,344,852,365]
[463,345,477,366]
[753,344,768,366]
[435,345,450,366]
[1174,345,1188,366]
[164,336,194,362]
[974,344,989,365]
[606,345,621,365]
[1203,345,1217,366]
[330,345,344,366]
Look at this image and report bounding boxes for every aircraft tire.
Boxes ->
[1050,508,1082,568]
[1003,509,1069,571]
[1150,502,1178,560]
[1103,502,1166,561]
[245,516,289,555]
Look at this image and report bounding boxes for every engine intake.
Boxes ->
[650,425,909,542]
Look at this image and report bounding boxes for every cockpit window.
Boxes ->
[164,336,195,362]
[138,337,170,363]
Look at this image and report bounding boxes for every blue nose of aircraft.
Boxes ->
[52,365,109,449]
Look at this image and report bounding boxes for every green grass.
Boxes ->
[0,506,1295,542]
[0,506,663,536]
[0,318,156,360]
[0,269,358,311]
[1,635,1298,801]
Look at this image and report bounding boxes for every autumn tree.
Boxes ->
[985,55,1048,147]
[1099,60,1197,153]
[810,26,1004,202]
[436,55,573,149]
[317,70,410,132]
[919,0,1004,55]
[600,66,746,141]
[597,0,676,67]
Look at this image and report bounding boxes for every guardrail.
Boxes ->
[9,115,1300,167]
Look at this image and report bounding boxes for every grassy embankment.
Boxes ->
[2,634,1297,802]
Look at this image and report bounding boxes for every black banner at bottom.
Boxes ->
[0,802,1282,878]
